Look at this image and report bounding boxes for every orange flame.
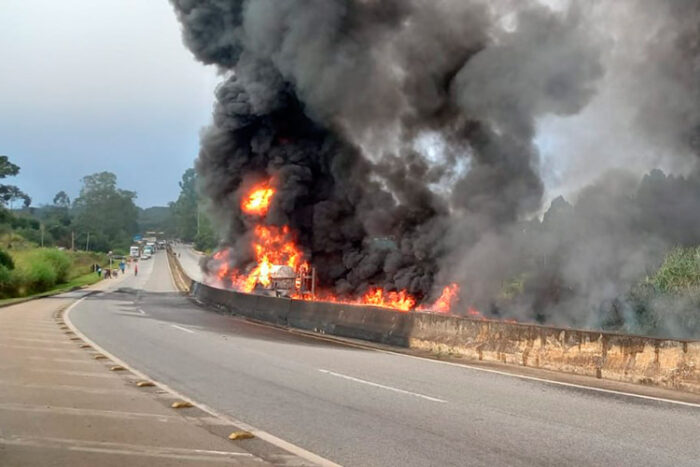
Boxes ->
[241,182,275,216]
[418,283,460,313]
[362,287,416,312]
[211,181,473,314]
[227,224,304,293]
[466,307,484,319]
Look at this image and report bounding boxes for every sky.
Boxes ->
[0,0,219,208]
[1,1,681,213]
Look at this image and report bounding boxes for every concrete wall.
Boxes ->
[168,250,700,394]
[409,313,700,394]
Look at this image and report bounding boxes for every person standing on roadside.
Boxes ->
[134,263,138,276]
[119,260,126,275]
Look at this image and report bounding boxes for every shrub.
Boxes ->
[0,265,15,298]
[26,260,57,293]
[648,246,700,293]
[0,248,14,270]
[38,249,71,283]
[623,246,700,339]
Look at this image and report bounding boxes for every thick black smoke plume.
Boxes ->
[171,0,700,335]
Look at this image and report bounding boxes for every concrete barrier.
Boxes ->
[167,249,700,394]
[409,312,700,394]
[166,247,193,292]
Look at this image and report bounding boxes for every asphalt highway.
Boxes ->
[69,250,700,466]
[172,243,204,283]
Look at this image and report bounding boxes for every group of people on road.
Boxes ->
[94,259,134,279]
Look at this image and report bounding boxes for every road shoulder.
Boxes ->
[0,279,314,466]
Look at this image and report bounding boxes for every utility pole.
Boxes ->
[40,223,44,247]
[85,232,90,252]
[71,231,75,251]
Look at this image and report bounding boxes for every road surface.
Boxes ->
[69,251,700,466]
[171,243,204,282]
[0,274,282,465]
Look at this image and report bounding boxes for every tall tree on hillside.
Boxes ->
[170,168,198,241]
[72,172,138,251]
[170,167,218,249]
[0,155,31,208]
[53,191,70,208]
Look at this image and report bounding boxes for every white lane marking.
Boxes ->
[291,330,700,409]
[319,369,447,403]
[119,312,142,317]
[171,324,194,334]
[66,298,341,467]
[0,436,253,462]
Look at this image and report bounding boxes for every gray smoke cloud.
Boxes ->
[171,0,700,337]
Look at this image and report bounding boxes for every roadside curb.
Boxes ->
[0,282,102,309]
[64,266,340,467]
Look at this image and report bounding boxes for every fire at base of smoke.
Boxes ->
[172,0,700,338]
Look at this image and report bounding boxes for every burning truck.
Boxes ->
[205,180,463,314]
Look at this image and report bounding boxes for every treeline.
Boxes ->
[7,171,140,254]
[0,154,221,298]
[169,168,217,252]
[1,154,219,254]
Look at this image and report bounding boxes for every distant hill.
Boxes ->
[137,206,173,235]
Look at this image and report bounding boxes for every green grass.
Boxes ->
[0,246,109,300]
[646,246,700,293]
[11,249,108,281]
[0,272,102,307]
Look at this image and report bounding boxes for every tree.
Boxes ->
[72,172,138,252]
[170,167,218,250]
[171,168,198,241]
[0,155,31,208]
[53,191,70,208]
[138,206,175,235]
[0,186,31,208]
[0,156,20,178]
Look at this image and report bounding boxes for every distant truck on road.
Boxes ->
[130,245,140,258]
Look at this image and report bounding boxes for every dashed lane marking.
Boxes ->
[318,369,447,403]
[171,324,195,334]
[304,330,700,409]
